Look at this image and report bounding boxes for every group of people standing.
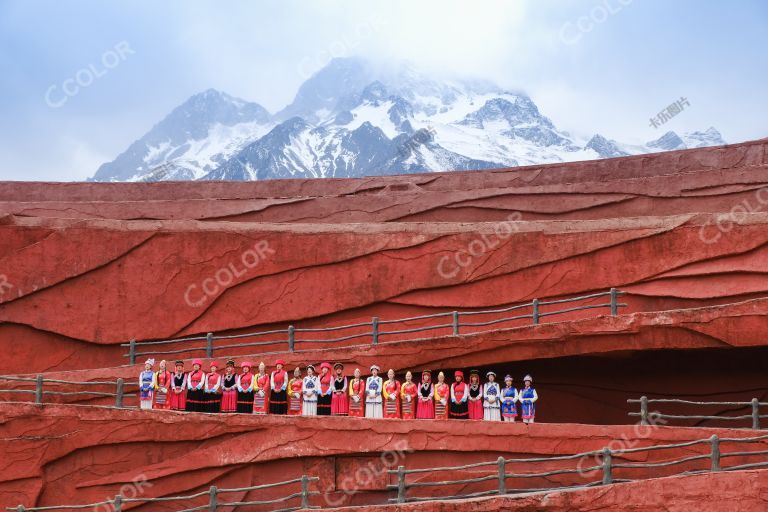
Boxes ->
[139,359,539,423]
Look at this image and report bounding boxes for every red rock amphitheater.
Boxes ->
[1,139,767,511]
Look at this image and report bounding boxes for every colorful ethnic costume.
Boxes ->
[288,375,303,416]
[449,371,469,419]
[317,363,333,416]
[467,372,484,420]
[236,364,255,414]
[153,367,172,410]
[302,370,320,416]
[520,375,538,423]
[482,374,501,421]
[416,377,435,419]
[253,372,270,415]
[220,369,238,413]
[185,361,206,412]
[139,363,155,410]
[203,365,222,413]
[365,367,384,418]
[331,367,349,416]
[348,375,366,418]
[434,380,450,420]
[169,365,187,411]
[400,380,418,420]
[269,363,288,415]
[501,383,518,422]
[383,377,401,419]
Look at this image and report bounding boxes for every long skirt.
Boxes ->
[434,399,449,420]
[253,391,269,415]
[450,401,469,419]
[484,407,501,421]
[416,398,435,419]
[236,391,254,414]
[206,392,221,413]
[348,396,365,417]
[153,388,170,410]
[331,391,349,416]
[501,400,517,420]
[269,389,288,414]
[384,397,400,419]
[185,388,205,412]
[401,397,415,419]
[221,389,238,413]
[140,399,153,410]
[365,401,383,418]
[169,389,186,411]
[302,400,318,416]
[140,388,153,410]
[468,399,484,420]
[521,400,535,421]
[317,394,332,416]
[288,392,302,416]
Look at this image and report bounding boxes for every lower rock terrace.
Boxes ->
[1,139,767,510]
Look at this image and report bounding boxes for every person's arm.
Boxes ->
[531,389,538,403]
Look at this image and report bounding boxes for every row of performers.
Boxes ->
[139,358,539,422]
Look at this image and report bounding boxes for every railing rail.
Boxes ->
[0,375,136,408]
[8,475,320,511]
[122,288,627,364]
[385,433,768,503]
[628,396,768,430]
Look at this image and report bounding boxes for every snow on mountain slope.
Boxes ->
[93,59,727,182]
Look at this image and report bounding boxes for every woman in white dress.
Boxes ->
[365,365,383,418]
[482,371,502,421]
[302,364,320,416]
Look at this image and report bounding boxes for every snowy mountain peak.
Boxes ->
[585,134,630,158]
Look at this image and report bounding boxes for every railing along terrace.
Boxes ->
[0,375,136,408]
[9,476,320,512]
[386,433,768,504]
[628,396,768,430]
[123,288,627,364]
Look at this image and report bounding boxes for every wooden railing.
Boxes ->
[8,476,320,512]
[628,396,768,429]
[0,375,135,408]
[122,289,627,363]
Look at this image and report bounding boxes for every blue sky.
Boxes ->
[0,0,766,181]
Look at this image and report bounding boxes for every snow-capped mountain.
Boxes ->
[91,58,726,182]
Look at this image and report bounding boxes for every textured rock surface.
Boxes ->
[2,403,766,510]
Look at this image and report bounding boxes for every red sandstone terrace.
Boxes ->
[1,140,768,511]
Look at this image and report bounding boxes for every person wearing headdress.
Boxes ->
[203,361,222,413]
[220,360,238,413]
[331,363,349,416]
[169,360,187,411]
[520,375,538,424]
[434,371,450,420]
[317,362,334,416]
[348,367,366,418]
[269,359,288,415]
[483,371,501,421]
[365,365,384,418]
[139,359,155,410]
[400,371,418,420]
[467,370,484,420]
[253,362,270,415]
[153,360,172,410]
[288,366,303,416]
[416,370,435,419]
[382,368,401,419]
[185,359,206,412]
[450,370,469,419]
[236,361,255,414]
[501,375,518,422]
[302,364,320,416]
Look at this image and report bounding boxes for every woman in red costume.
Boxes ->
[416,369,435,419]
[383,368,401,419]
[287,366,303,416]
[434,371,450,420]
[169,360,187,411]
[220,360,238,413]
[331,363,349,416]
[269,359,288,415]
[348,368,365,418]
[467,369,484,420]
[253,361,270,415]
[317,362,333,416]
[185,359,206,412]
[203,361,222,413]
[400,371,418,420]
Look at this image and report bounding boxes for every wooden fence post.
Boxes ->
[601,448,612,485]
[372,317,379,345]
[532,299,539,325]
[34,375,43,405]
[752,398,760,430]
[206,333,214,358]
[640,396,649,425]
[208,485,217,511]
[497,456,506,495]
[113,494,123,512]
[710,434,720,471]
[397,465,406,503]
[610,288,618,316]
[115,378,124,408]
[287,325,295,352]
[452,311,459,336]
[301,475,310,508]
[129,339,136,365]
